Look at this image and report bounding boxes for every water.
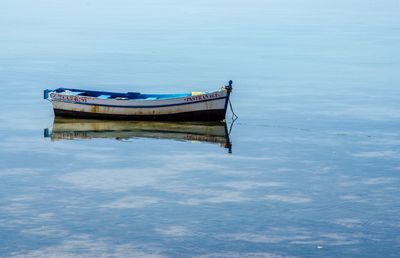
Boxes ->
[1,0,400,257]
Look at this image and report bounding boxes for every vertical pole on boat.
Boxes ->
[224,80,238,120]
[225,80,233,93]
[224,80,233,116]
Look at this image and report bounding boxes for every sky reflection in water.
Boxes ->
[0,0,400,257]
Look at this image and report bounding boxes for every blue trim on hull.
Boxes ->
[54,88,193,100]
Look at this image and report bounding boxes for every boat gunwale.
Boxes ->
[52,87,217,101]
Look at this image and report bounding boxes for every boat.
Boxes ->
[44,81,233,121]
[44,117,232,152]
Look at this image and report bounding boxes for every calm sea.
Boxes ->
[0,0,399,257]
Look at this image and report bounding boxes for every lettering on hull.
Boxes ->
[50,93,88,103]
[184,93,221,102]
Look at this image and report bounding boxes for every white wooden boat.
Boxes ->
[44,81,233,121]
[44,118,232,152]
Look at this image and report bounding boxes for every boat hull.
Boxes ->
[54,108,226,121]
[49,89,230,121]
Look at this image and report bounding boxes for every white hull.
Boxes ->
[48,89,230,121]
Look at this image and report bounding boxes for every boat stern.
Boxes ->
[44,89,53,100]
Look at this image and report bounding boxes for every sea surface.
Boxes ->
[1,0,400,257]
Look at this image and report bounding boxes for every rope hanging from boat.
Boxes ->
[228,99,238,121]
[227,98,238,138]
[224,80,238,122]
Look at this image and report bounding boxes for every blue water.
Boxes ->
[1,0,400,257]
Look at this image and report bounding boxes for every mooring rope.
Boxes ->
[227,98,238,136]
[228,99,238,120]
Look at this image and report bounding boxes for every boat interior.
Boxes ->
[54,88,206,100]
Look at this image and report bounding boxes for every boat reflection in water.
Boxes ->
[45,117,232,153]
